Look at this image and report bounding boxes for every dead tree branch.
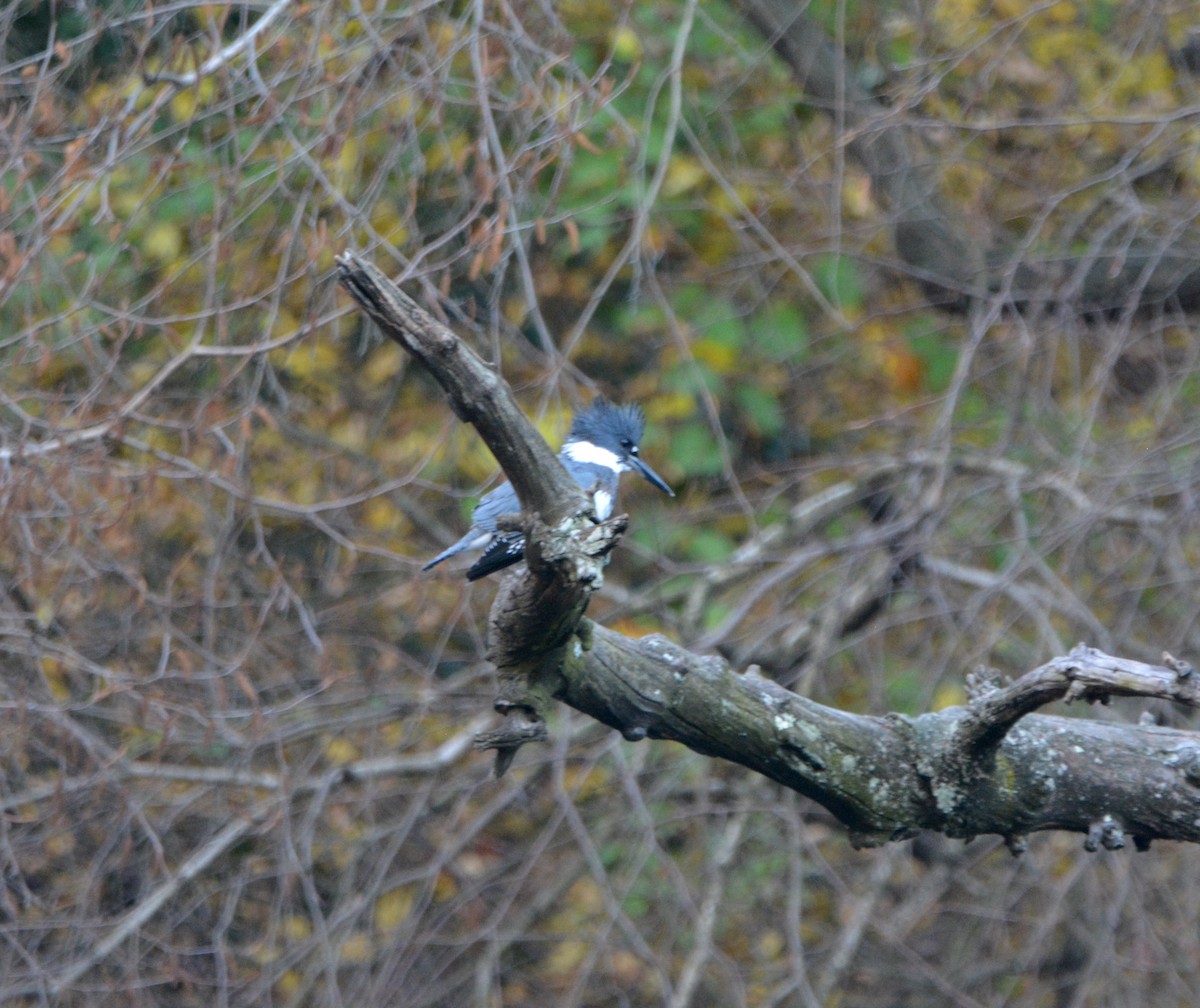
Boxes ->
[336,252,622,772]
[336,254,1200,849]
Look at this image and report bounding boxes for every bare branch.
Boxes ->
[43,814,265,999]
[335,251,585,526]
[955,644,1200,756]
[142,0,295,88]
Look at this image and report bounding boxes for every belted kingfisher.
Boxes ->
[422,399,674,580]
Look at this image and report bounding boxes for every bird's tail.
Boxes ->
[421,529,488,572]
[465,532,526,581]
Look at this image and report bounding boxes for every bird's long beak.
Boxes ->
[629,456,674,497]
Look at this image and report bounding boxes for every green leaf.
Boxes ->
[682,528,735,564]
[668,422,724,477]
[757,302,809,362]
[905,324,958,393]
[735,386,784,436]
[813,253,864,312]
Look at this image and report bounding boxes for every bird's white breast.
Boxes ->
[592,488,614,519]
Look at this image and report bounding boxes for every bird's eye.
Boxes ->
[621,438,634,450]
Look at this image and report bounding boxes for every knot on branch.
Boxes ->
[1162,651,1194,681]
[965,665,1005,700]
[519,511,629,587]
[1004,834,1028,856]
[1168,748,1200,788]
[1084,814,1126,852]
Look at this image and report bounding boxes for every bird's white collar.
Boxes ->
[562,439,624,472]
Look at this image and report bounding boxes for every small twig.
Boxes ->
[2,720,487,812]
[143,0,294,88]
[669,809,747,1008]
[956,643,1200,757]
[815,847,908,1004]
[46,813,264,997]
[474,713,550,777]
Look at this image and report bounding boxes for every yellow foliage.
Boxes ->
[432,870,458,903]
[386,89,416,120]
[373,885,415,932]
[44,830,76,860]
[46,233,74,259]
[610,24,643,63]
[427,18,460,58]
[280,461,325,503]
[361,342,406,386]
[40,656,71,703]
[324,736,360,765]
[556,0,618,36]
[333,136,362,185]
[277,336,338,379]
[425,132,472,174]
[141,221,184,265]
[707,180,756,218]
[34,599,57,631]
[991,0,1027,19]
[692,336,737,373]
[941,161,990,203]
[694,216,737,265]
[377,719,406,748]
[339,931,373,964]
[756,928,785,959]
[448,425,507,483]
[932,682,966,711]
[1111,52,1175,108]
[562,877,604,914]
[841,173,874,219]
[1028,27,1087,68]
[662,154,707,198]
[543,940,590,979]
[329,416,369,452]
[560,764,612,801]
[169,78,218,124]
[1123,413,1159,442]
[280,914,312,943]
[138,426,182,456]
[932,0,985,42]
[1042,1,1078,25]
[363,495,398,533]
[274,971,303,998]
[609,949,644,985]
[650,391,699,422]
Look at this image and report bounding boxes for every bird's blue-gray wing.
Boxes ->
[421,480,523,572]
[470,480,521,532]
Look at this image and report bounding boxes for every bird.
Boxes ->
[422,399,674,580]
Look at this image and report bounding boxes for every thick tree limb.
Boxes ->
[337,255,1200,848]
[558,625,1200,849]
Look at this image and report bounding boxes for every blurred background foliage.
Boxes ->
[2,0,1200,1004]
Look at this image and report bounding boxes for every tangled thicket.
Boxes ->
[2,1,1200,1005]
